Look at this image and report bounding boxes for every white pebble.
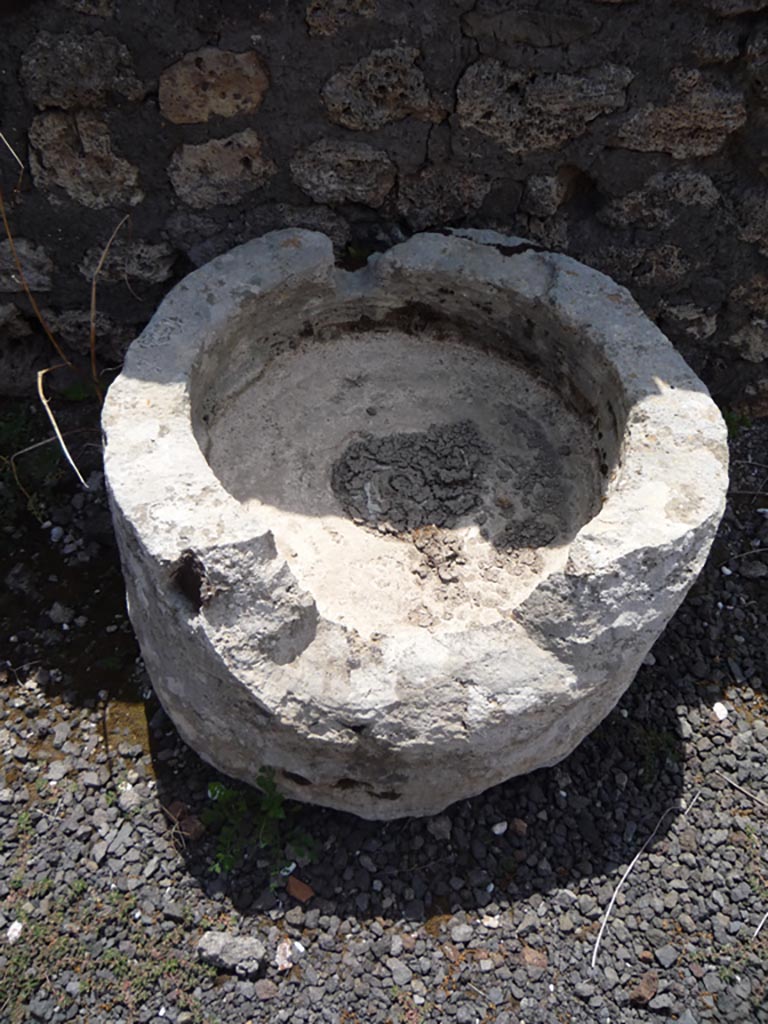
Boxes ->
[7,921,23,944]
[50,526,64,543]
[491,821,508,836]
[721,566,733,576]
[713,702,728,721]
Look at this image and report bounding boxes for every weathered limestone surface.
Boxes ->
[103,230,728,819]
[159,49,269,124]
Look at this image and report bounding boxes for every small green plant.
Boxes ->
[201,767,315,880]
[15,811,31,836]
[31,876,53,898]
[723,407,752,438]
[202,780,250,875]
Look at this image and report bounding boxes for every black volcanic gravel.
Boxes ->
[1,405,767,1024]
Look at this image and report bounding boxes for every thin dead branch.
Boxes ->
[90,214,129,397]
[714,770,768,811]
[0,130,25,191]
[754,910,768,941]
[0,187,71,366]
[732,461,768,472]
[591,791,702,969]
[36,368,89,490]
[718,547,768,568]
[2,430,89,503]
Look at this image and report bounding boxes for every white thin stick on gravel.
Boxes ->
[719,546,768,567]
[36,368,89,490]
[591,790,702,969]
[754,910,768,941]
[714,770,768,811]
[0,130,24,173]
[90,214,129,392]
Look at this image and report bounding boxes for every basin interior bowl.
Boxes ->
[193,305,612,637]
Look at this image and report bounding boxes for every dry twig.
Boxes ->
[89,214,129,396]
[0,131,25,191]
[754,910,768,941]
[36,368,89,490]
[0,187,71,365]
[591,791,702,969]
[714,770,768,811]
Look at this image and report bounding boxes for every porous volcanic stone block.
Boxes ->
[0,239,53,291]
[21,31,144,109]
[168,130,276,209]
[396,167,492,230]
[616,70,746,158]
[290,140,396,207]
[103,230,728,819]
[322,46,445,129]
[28,112,142,209]
[457,60,633,153]
[306,0,376,36]
[159,49,269,125]
[79,240,176,284]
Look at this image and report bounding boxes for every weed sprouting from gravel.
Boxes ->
[201,767,317,882]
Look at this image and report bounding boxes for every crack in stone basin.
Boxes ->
[203,329,602,635]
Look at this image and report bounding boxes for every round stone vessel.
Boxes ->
[102,229,728,819]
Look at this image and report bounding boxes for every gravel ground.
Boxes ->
[1,397,767,1024]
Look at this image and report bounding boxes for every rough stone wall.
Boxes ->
[1,0,767,405]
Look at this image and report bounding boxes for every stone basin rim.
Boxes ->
[103,227,727,582]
